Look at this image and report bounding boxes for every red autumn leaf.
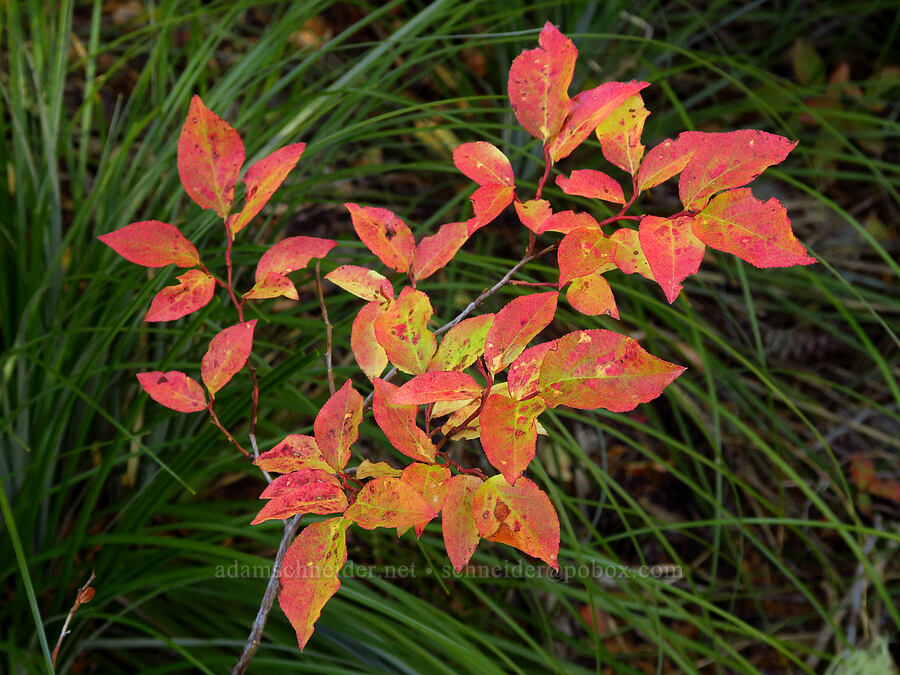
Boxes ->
[314,380,363,472]
[442,474,482,572]
[411,221,468,282]
[400,463,451,536]
[547,80,650,162]
[201,320,256,395]
[392,371,483,405]
[484,292,558,374]
[226,143,305,235]
[136,370,207,413]
[345,203,416,273]
[371,378,435,463]
[177,95,244,218]
[326,265,393,303]
[555,170,625,204]
[254,434,334,474]
[636,134,698,192]
[691,189,816,268]
[610,227,655,280]
[278,517,347,650]
[480,394,547,484]
[251,469,348,524]
[144,269,216,322]
[508,22,576,142]
[472,475,559,569]
[567,270,619,318]
[557,228,618,287]
[539,329,685,412]
[373,287,437,375]
[507,342,556,401]
[98,221,199,268]
[594,94,650,175]
[452,142,514,186]
[351,302,389,380]
[851,457,900,503]
[343,476,436,529]
[639,215,706,303]
[537,210,601,235]
[467,185,515,232]
[677,130,798,211]
[514,199,552,234]
[243,273,298,301]
[428,314,494,372]
[245,236,337,300]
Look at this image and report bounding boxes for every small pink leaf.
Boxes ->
[468,185,514,232]
[452,142,514,186]
[691,189,816,268]
[314,380,363,472]
[636,135,697,191]
[484,292,558,374]
[537,210,601,235]
[556,170,625,204]
[145,269,216,322]
[251,470,347,524]
[346,203,416,273]
[226,143,306,235]
[508,22,577,142]
[201,320,257,395]
[639,215,705,303]
[177,95,244,218]
[98,221,199,268]
[411,222,468,282]
[247,236,336,300]
[392,371,482,405]
[137,371,206,413]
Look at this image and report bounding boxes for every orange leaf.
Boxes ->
[145,269,216,322]
[344,476,436,529]
[400,463,451,536]
[508,22,576,142]
[278,518,347,650]
[177,95,244,218]
[411,221,468,282]
[392,371,482,405]
[251,470,348,524]
[442,474,482,572]
[555,170,625,204]
[636,135,697,192]
[557,228,617,287]
[326,265,393,303]
[537,210,601,235]
[547,80,649,162]
[429,314,494,372]
[539,329,684,412]
[201,320,256,395]
[345,203,416,273]
[610,227,655,280]
[480,394,546,484]
[514,199,552,234]
[691,189,816,268]
[594,94,649,175]
[567,270,619,318]
[373,287,437,375]
[314,380,363,472]
[254,434,334,474]
[226,143,305,235]
[638,215,705,303]
[98,220,199,268]
[356,459,402,480]
[484,292,558,374]
[452,142,514,186]
[507,342,556,401]
[677,130,798,211]
[136,370,206,413]
[253,236,336,283]
[351,302,389,380]
[472,475,559,569]
[468,185,514,232]
[372,378,435,463]
[243,273,298,301]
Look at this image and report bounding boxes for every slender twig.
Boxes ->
[315,261,335,395]
[208,403,250,457]
[231,515,303,675]
[435,360,492,452]
[534,145,552,200]
[437,451,487,479]
[51,571,96,668]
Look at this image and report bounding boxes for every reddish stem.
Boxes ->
[208,402,250,457]
[534,145,553,200]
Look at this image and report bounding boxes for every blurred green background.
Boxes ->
[2,1,899,673]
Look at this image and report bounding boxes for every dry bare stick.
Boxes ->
[51,571,96,668]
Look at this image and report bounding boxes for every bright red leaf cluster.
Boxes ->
[102,21,817,656]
